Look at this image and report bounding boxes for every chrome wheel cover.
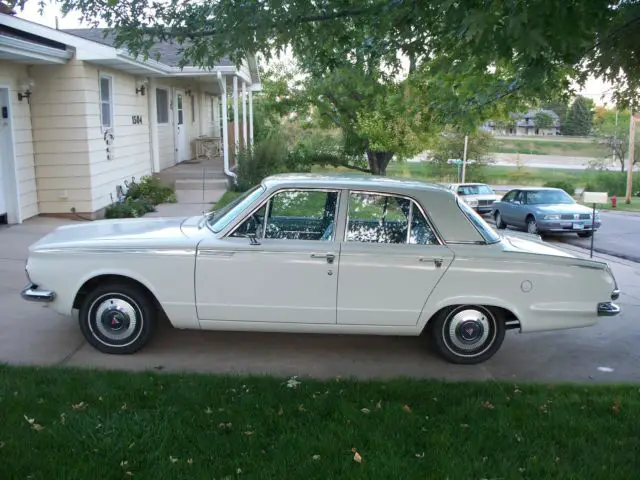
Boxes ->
[527,219,538,234]
[88,293,144,347]
[443,307,496,358]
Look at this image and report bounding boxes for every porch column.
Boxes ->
[147,77,160,173]
[242,80,247,149]
[249,89,254,147]
[233,75,239,157]
[199,91,207,136]
[220,77,230,175]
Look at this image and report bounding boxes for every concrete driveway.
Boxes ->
[1,216,639,383]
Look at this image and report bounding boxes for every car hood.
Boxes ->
[29,217,190,252]
[531,203,593,214]
[463,194,501,201]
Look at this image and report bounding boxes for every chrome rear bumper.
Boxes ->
[21,283,56,303]
[597,302,621,317]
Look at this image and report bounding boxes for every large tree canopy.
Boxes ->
[26,0,639,107]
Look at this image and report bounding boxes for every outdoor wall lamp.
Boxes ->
[135,78,149,96]
[17,78,35,103]
[185,88,192,96]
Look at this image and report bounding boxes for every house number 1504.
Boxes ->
[132,115,143,124]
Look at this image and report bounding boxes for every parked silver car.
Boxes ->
[490,187,601,237]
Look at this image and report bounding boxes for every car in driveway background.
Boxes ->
[490,187,601,237]
[445,183,502,215]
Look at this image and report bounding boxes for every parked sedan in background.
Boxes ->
[21,175,618,365]
[490,187,601,238]
[446,183,502,215]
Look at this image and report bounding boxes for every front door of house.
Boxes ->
[175,90,189,163]
[0,89,9,222]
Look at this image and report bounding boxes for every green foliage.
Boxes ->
[562,96,594,136]
[543,180,576,195]
[126,175,178,205]
[533,111,555,129]
[592,107,639,172]
[104,198,155,219]
[583,171,629,197]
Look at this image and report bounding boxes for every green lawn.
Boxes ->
[1,364,639,479]
[494,138,609,158]
[592,196,640,212]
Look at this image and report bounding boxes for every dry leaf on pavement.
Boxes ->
[353,450,363,463]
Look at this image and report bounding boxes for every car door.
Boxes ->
[500,190,521,224]
[336,191,454,327]
[195,188,341,325]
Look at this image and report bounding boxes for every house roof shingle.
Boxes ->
[62,28,234,68]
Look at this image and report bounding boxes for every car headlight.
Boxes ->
[544,214,561,220]
[465,198,479,207]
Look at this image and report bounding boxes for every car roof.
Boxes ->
[261,173,451,195]
[511,187,561,192]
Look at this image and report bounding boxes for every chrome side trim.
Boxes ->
[597,302,621,317]
[21,283,56,302]
[34,248,196,256]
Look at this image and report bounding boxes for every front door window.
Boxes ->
[231,189,338,241]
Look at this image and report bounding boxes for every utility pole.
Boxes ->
[625,109,635,204]
[461,135,469,183]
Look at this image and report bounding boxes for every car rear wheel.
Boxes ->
[577,231,593,238]
[526,216,539,235]
[494,211,506,229]
[429,305,506,365]
[79,282,157,354]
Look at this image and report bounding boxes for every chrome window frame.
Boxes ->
[224,187,342,243]
[343,190,444,245]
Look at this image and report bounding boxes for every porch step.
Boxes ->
[174,178,229,191]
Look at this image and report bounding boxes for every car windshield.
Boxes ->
[457,184,494,195]
[457,198,501,244]
[527,189,575,205]
[208,185,265,233]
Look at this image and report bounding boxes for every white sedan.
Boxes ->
[21,174,621,364]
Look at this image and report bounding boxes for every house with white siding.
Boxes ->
[0,12,260,224]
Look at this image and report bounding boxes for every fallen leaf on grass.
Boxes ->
[612,401,621,414]
[460,424,469,428]
[243,431,254,436]
[415,452,425,458]
[285,376,301,389]
[204,407,213,415]
[360,408,371,414]
[169,456,178,464]
[120,460,128,468]
[352,449,363,463]
[403,405,412,413]
[0,441,5,449]
[72,402,88,411]
[376,400,383,410]
[218,422,233,430]
[312,455,321,461]
[298,404,306,412]
[31,423,44,432]
[60,413,66,425]
[482,401,495,410]
[277,407,284,416]
[187,458,193,465]
[120,403,127,411]
[24,415,34,424]
[128,442,135,449]
[125,472,133,477]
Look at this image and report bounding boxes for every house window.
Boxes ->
[191,94,196,123]
[156,88,169,124]
[99,75,113,129]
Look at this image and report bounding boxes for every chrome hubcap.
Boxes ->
[95,298,138,341]
[527,221,538,234]
[447,309,492,352]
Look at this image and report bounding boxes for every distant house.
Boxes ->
[0,13,260,224]
[482,109,561,136]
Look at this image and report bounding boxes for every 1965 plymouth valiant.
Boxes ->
[21,174,621,364]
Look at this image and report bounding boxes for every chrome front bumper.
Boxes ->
[598,302,621,317]
[21,283,56,302]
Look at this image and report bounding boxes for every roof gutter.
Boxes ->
[217,71,236,183]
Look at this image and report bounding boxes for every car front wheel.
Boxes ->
[79,282,158,354]
[429,305,506,364]
[526,216,539,235]
[495,211,506,229]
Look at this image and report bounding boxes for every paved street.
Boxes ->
[1,215,639,384]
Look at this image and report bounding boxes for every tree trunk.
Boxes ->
[366,150,395,175]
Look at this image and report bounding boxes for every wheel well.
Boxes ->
[525,213,535,221]
[73,274,163,313]
[423,304,521,333]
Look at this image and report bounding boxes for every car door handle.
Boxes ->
[419,257,443,268]
[311,253,335,264]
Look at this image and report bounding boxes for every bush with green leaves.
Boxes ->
[104,198,155,219]
[583,171,628,196]
[543,180,576,195]
[126,175,177,205]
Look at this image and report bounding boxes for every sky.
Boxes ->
[14,1,616,106]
